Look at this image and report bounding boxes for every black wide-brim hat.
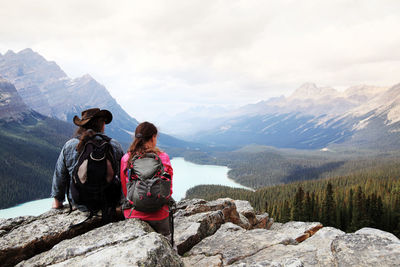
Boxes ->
[73,108,113,127]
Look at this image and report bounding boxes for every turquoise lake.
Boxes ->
[0,157,252,218]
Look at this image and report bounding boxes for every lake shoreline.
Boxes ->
[0,157,246,218]
[226,176,255,191]
[181,155,254,191]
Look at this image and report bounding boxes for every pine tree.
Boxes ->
[322,182,336,227]
[304,191,312,221]
[311,192,318,221]
[369,193,382,228]
[348,188,354,231]
[375,195,383,228]
[351,186,364,231]
[292,186,305,221]
[281,200,291,222]
[392,194,400,236]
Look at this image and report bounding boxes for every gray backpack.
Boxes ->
[125,152,172,213]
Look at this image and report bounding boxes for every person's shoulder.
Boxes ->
[61,138,78,155]
[109,138,122,147]
[107,137,123,151]
[64,138,79,148]
[158,151,171,161]
[121,152,130,162]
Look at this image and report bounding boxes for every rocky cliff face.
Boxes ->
[0,49,139,145]
[0,49,66,117]
[0,77,30,121]
[1,198,398,267]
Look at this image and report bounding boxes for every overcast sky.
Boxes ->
[1,0,400,121]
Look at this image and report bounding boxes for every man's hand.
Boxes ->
[52,198,63,209]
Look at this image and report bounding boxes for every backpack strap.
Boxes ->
[129,152,164,181]
[69,210,95,229]
[169,209,174,247]
[91,133,111,142]
[168,197,177,247]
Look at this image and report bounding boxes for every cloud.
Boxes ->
[1,0,400,121]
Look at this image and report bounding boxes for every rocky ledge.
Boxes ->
[0,198,399,266]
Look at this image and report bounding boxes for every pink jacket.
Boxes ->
[120,151,173,221]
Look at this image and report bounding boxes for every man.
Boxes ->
[51,108,124,211]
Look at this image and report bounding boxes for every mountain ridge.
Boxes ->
[188,81,400,150]
[288,82,339,101]
[0,48,195,150]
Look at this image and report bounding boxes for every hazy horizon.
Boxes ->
[1,0,400,123]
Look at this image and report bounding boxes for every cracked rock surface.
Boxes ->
[0,208,103,267]
[185,221,322,265]
[48,232,181,267]
[1,198,399,266]
[332,230,400,266]
[17,219,155,266]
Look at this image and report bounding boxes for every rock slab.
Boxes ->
[0,208,102,267]
[1,198,399,266]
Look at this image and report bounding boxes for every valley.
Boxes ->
[0,48,399,240]
[182,145,400,188]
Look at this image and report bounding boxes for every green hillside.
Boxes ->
[183,145,400,188]
[185,159,400,237]
[0,112,74,208]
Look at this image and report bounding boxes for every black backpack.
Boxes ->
[125,152,172,213]
[68,134,120,225]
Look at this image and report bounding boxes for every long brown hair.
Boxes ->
[127,121,160,164]
[75,117,106,153]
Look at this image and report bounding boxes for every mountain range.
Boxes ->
[3,49,398,152]
[187,82,400,150]
[0,48,190,150]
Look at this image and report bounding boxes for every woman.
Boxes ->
[120,121,173,238]
[51,108,124,212]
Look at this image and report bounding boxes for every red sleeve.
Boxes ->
[159,152,173,195]
[120,153,129,197]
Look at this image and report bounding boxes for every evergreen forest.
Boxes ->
[0,113,74,209]
[183,145,400,188]
[185,159,400,238]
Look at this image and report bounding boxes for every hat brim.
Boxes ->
[73,109,113,126]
